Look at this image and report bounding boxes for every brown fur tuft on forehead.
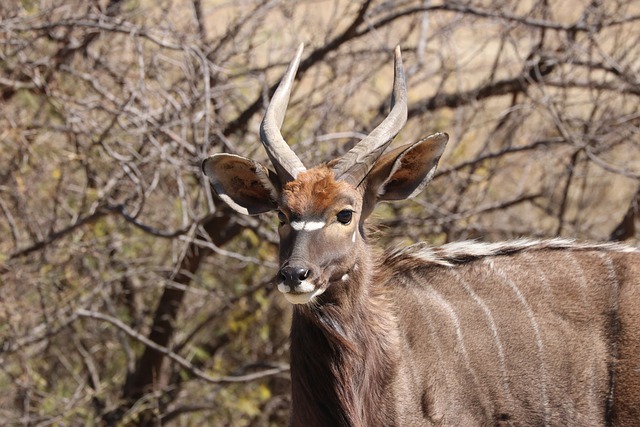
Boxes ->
[280,166,358,216]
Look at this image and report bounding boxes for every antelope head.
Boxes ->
[203,44,448,305]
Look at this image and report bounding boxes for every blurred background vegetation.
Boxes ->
[1,0,639,425]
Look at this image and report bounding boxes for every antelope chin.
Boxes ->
[284,291,321,304]
[278,283,325,305]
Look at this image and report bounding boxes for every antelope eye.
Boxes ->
[336,210,353,225]
[277,211,287,224]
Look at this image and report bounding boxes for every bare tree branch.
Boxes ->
[77,309,289,384]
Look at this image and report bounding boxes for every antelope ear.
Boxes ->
[202,154,280,215]
[361,133,448,218]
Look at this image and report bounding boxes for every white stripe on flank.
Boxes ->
[454,270,513,404]
[521,253,554,306]
[563,252,588,294]
[563,252,599,410]
[488,259,550,427]
[424,285,494,419]
[290,220,326,231]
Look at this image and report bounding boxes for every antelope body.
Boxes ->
[203,44,640,426]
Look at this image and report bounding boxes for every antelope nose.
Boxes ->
[279,266,311,287]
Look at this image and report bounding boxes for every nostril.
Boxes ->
[279,266,312,287]
[296,268,310,281]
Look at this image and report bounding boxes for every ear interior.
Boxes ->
[361,133,448,218]
[202,154,280,215]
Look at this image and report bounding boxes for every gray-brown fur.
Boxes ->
[383,240,640,426]
[281,238,640,426]
[201,45,640,426]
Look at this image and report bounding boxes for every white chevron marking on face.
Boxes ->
[290,220,326,231]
